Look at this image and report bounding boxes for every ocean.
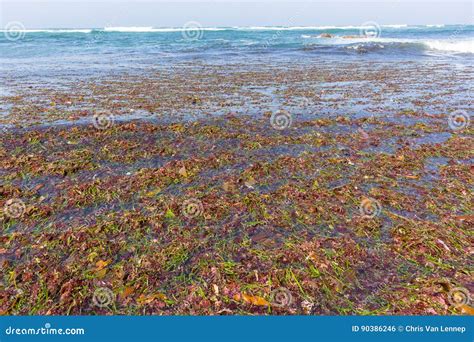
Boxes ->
[0,24,473,79]
[0,24,472,127]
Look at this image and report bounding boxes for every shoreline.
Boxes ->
[1,60,472,128]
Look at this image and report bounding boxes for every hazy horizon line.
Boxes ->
[2,23,471,30]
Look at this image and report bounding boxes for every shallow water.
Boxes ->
[1,25,473,80]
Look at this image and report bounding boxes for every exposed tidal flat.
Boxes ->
[0,59,472,315]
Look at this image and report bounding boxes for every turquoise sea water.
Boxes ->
[0,25,473,78]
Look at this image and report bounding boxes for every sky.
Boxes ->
[0,0,472,28]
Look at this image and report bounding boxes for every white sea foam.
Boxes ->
[0,29,92,33]
[103,26,154,32]
[0,25,465,34]
[1,25,471,54]
[300,35,474,53]
[237,26,375,31]
[237,25,414,30]
[381,24,408,28]
[103,26,227,32]
[425,40,474,53]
